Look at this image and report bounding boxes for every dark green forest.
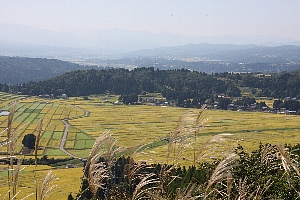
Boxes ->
[6,67,300,107]
[10,68,239,106]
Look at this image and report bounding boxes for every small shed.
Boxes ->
[0,111,10,116]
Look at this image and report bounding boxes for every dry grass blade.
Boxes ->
[35,118,44,164]
[6,102,17,200]
[249,179,273,200]
[260,144,277,169]
[20,193,34,200]
[236,177,254,200]
[0,138,8,147]
[85,130,110,172]
[124,157,147,191]
[275,144,300,177]
[7,103,17,166]
[103,135,123,169]
[0,128,8,137]
[131,173,160,200]
[205,153,238,198]
[88,154,109,195]
[12,159,23,196]
[38,170,57,200]
[11,190,21,200]
[175,183,199,200]
[34,118,44,200]
[157,164,179,196]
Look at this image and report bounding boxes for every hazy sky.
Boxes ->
[1,0,300,40]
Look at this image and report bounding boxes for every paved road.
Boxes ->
[60,119,78,158]
[59,108,90,159]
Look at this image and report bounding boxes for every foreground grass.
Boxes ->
[0,165,82,199]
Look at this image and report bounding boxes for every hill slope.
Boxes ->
[0,56,99,84]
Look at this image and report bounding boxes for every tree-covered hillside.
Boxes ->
[11,68,239,104]
[6,67,300,106]
[215,70,300,98]
[0,56,99,84]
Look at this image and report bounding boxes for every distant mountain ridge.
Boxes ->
[1,43,300,85]
[126,44,300,63]
[0,56,99,84]
[1,23,300,58]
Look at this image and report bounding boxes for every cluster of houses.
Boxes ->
[38,93,67,99]
[34,93,300,115]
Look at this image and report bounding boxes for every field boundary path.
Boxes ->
[59,105,90,158]
[60,119,78,158]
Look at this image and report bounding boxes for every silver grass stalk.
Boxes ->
[237,177,253,200]
[157,164,179,196]
[103,135,122,169]
[167,111,199,165]
[6,102,17,200]
[34,118,44,200]
[175,184,199,200]
[204,153,238,198]
[131,173,160,200]
[85,130,110,174]
[35,118,44,165]
[275,144,300,177]
[38,170,57,200]
[0,128,8,137]
[274,144,300,196]
[88,154,109,195]
[248,179,273,200]
[20,193,34,200]
[13,158,23,196]
[124,157,147,193]
[11,190,21,200]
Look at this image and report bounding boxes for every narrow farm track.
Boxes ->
[60,119,78,158]
[59,107,90,158]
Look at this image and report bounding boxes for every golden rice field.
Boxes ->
[0,165,82,200]
[1,93,300,198]
[0,93,299,164]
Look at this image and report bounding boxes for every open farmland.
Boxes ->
[1,92,300,198]
[0,93,300,164]
[66,99,300,165]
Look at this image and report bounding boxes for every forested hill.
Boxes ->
[0,56,99,84]
[11,68,240,102]
[8,68,300,104]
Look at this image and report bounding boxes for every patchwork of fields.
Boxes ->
[0,92,300,164]
[1,92,300,198]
